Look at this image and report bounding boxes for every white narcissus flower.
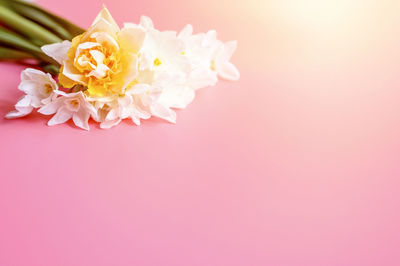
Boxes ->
[178,25,218,89]
[152,72,194,109]
[5,68,58,119]
[130,17,190,77]
[38,91,96,131]
[93,83,176,129]
[95,90,152,129]
[179,26,240,81]
[126,17,195,109]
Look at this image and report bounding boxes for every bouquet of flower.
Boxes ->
[1,1,239,130]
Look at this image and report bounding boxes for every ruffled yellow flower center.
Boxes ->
[59,34,126,97]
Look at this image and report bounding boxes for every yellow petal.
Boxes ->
[92,6,119,30]
[58,66,79,88]
[61,61,86,86]
[109,52,138,94]
[118,27,145,54]
[83,6,119,42]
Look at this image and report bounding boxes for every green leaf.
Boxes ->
[0,4,62,45]
[5,0,84,39]
[0,27,58,65]
[0,26,41,54]
[5,0,73,40]
[0,46,33,60]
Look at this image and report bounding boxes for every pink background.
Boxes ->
[1,0,400,265]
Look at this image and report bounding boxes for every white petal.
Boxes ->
[77,56,96,69]
[91,32,119,50]
[5,96,34,119]
[219,41,237,62]
[140,16,154,30]
[15,95,32,108]
[20,68,46,82]
[188,69,218,90]
[136,69,154,84]
[178,24,193,38]
[41,94,54,105]
[119,94,133,107]
[131,116,141,125]
[129,84,151,95]
[105,108,119,121]
[100,118,121,129]
[38,100,63,115]
[76,42,100,56]
[47,106,72,126]
[158,85,195,109]
[182,89,195,108]
[118,27,145,54]
[217,62,240,81]
[5,108,33,119]
[123,22,139,29]
[54,90,69,97]
[72,108,90,130]
[92,6,119,31]
[61,61,86,84]
[85,17,118,41]
[18,81,37,96]
[41,41,72,64]
[90,50,105,64]
[87,63,109,79]
[204,30,218,46]
[151,103,176,123]
[135,108,151,120]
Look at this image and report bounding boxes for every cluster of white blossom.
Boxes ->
[6,7,239,130]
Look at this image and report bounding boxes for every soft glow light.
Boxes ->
[271,0,367,31]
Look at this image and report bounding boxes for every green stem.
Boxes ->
[40,63,59,75]
[0,5,62,45]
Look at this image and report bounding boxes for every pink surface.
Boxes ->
[1,0,400,265]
